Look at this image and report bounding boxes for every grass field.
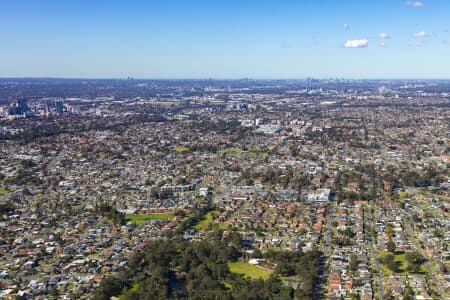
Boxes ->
[380,252,426,276]
[246,150,269,158]
[228,262,273,280]
[380,261,392,276]
[221,281,232,290]
[218,148,242,155]
[118,283,140,299]
[394,252,426,274]
[173,146,190,153]
[218,148,268,158]
[0,187,6,196]
[125,213,174,225]
[394,253,406,270]
[194,210,220,231]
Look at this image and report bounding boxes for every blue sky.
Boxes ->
[1,0,450,78]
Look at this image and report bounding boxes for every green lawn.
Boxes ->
[394,253,426,274]
[380,252,426,276]
[246,150,269,158]
[228,262,273,280]
[118,283,140,299]
[380,261,393,276]
[172,146,190,153]
[193,210,229,231]
[129,282,139,292]
[222,281,232,289]
[125,213,174,225]
[194,210,216,230]
[0,187,6,196]
[218,148,268,158]
[394,253,406,268]
[218,148,242,155]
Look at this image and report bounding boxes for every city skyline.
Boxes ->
[2,0,450,79]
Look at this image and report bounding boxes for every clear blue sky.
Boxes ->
[1,0,450,79]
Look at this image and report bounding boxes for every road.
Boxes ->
[403,219,446,299]
[366,208,384,300]
[368,239,384,300]
[314,203,335,299]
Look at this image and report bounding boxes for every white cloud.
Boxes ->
[380,42,387,47]
[378,33,390,39]
[343,23,350,30]
[405,1,424,7]
[344,39,369,48]
[414,31,428,37]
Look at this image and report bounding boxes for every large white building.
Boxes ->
[307,188,331,202]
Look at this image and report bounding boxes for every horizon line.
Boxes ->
[1,76,450,81]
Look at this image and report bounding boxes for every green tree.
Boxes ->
[387,238,396,254]
[381,253,397,272]
[405,251,423,273]
[349,254,359,272]
[94,277,125,300]
[402,285,414,300]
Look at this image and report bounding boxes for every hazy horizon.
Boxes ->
[2,76,450,81]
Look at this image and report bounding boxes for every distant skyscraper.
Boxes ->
[8,98,32,116]
[17,98,28,109]
[55,100,64,115]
